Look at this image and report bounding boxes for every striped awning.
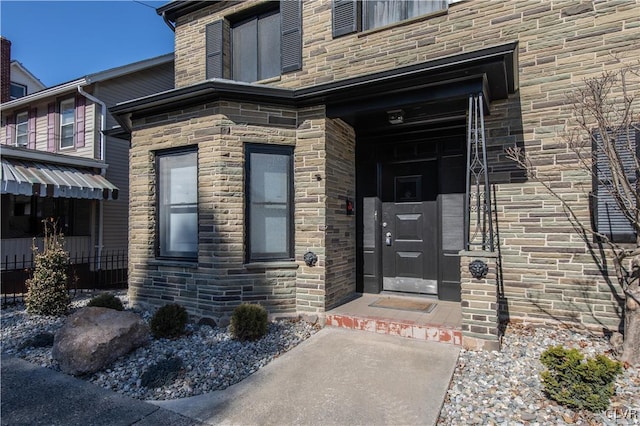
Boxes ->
[1,157,118,200]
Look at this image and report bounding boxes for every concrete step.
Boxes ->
[325,312,462,345]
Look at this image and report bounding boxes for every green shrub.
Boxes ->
[229,303,268,341]
[150,304,188,339]
[87,293,124,311]
[540,345,622,412]
[140,357,183,388]
[25,220,70,316]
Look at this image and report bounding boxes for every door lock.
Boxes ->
[385,232,392,246]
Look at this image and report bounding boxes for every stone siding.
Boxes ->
[137,0,640,332]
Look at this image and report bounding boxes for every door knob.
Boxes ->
[385,232,392,246]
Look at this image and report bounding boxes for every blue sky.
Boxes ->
[1,1,175,87]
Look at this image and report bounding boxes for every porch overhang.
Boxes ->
[110,41,518,131]
[0,146,118,200]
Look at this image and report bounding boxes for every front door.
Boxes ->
[381,160,438,295]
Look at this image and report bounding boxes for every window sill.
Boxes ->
[244,261,299,270]
[149,258,199,269]
[255,75,282,85]
[357,8,448,38]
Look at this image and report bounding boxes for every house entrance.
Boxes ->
[357,128,466,301]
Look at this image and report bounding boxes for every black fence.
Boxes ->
[1,250,127,305]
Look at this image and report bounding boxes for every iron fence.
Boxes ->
[1,250,127,305]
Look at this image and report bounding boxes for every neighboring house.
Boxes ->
[111,0,639,350]
[0,38,46,101]
[0,52,174,277]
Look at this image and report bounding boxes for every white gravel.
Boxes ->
[2,292,638,425]
[1,292,320,400]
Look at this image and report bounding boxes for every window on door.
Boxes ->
[245,144,294,262]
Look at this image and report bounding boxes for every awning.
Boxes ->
[1,157,118,200]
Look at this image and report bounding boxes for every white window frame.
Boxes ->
[59,98,75,150]
[15,111,28,147]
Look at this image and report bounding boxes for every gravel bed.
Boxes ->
[1,292,320,401]
[438,323,640,425]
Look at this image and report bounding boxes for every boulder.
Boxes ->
[52,307,150,375]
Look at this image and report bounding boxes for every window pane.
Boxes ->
[10,83,26,99]
[250,204,288,255]
[232,19,258,83]
[250,152,289,203]
[408,0,446,19]
[159,151,198,258]
[60,124,74,148]
[258,12,281,80]
[364,0,406,30]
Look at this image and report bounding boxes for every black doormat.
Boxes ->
[369,298,436,313]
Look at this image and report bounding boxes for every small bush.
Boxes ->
[87,293,124,311]
[229,304,268,341]
[25,220,70,316]
[140,357,183,388]
[150,304,188,339]
[540,345,622,412]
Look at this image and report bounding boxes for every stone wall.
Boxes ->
[151,0,640,331]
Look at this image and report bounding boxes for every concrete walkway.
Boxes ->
[153,328,460,425]
[1,327,459,426]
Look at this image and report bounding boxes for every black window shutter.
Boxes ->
[281,0,302,73]
[593,128,638,242]
[206,20,224,79]
[332,0,358,38]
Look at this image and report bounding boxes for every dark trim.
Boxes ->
[111,42,519,131]
[156,1,214,22]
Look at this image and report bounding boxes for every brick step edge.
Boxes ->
[326,314,462,345]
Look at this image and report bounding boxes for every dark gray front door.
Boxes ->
[380,160,439,295]
[382,201,438,294]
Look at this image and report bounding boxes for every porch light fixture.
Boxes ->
[387,109,404,124]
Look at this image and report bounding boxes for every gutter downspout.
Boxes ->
[78,85,107,269]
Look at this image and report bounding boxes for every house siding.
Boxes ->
[127,0,640,336]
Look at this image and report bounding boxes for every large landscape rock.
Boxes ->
[52,307,150,375]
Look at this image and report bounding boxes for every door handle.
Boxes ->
[385,232,392,246]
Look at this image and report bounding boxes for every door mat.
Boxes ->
[369,298,436,313]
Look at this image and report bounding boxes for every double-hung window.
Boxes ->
[59,98,75,149]
[157,149,198,259]
[593,127,638,242]
[15,112,28,147]
[246,144,294,262]
[205,0,302,82]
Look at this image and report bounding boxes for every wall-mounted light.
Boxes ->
[387,109,404,124]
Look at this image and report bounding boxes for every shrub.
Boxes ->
[87,293,124,311]
[150,304,188,339]
[140,357,183,388]
[25,220,70,316]
[229,303,268,341]
[540,345,622,412]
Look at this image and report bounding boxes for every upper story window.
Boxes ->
[363,0,447,30]
[232,10,281,83]
[10,82,27,99]
[59,98,75,149]
[157,149,198,260]
[333,0,448,37]
[205,0,302,83]
[15,111,28,147]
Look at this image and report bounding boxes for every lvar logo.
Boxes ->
[604,407,638,424]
